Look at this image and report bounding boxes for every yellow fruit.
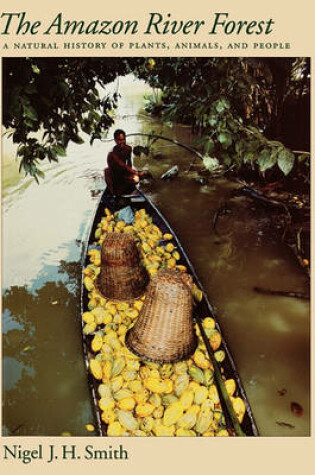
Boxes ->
[193,350,210,370]
[208,385,220,405]
[85,424,95,432]
[153,406,164,419]
[165,243,175,253]
[83,322,97,335]
[150,369,161,379]
[208,330,222,351]
[142,242,151,254]
[118,410,139,431]
[176,265,187,273]
[186,405,201,417]
[163,233,173,240]
[163,379,174,394]
[189,366,205,384]
[162,394,178,406]
[177,412,197,430]
[102,360,112,381]
[91,334,103,353]
[82,312,95,324]
[103,311,113,325]
[118,397,136,411]
[194,386,209,405]
[114,389,133,401]
[225,379,236,397]
[204,369,214,386]
[174,361,188,375]
[84,277,94,292]
[125,309,139,320]
[105,208,112,216]
[149,393,162,407]
[167,258,177,269]
[101,343,113,357]
[188,381,201,393]
[99,397,115,411]
[216,429,229,437]
[133,301,143,311]
[231,397,246,423]
[163,402,184,426]
[174,374,189,396]
[121,370,137,381]
[195,400,213,434]
[107,421,123,437]
[116,221,126,229]
[134,389,150,405]
[192,284,203,302]
[179,390,194,410]
[111,376,123,393]
[89,359,102,380]
[101,409,116,424]
[172,251,180,261]
[153,422,175,437]
[214,350,225,362]
[124,225,135,234]
[98,383,112,399]
[203,317,216,330]
[128,380,143,393]
[111,357,126,378]
[140,417,154,432]
[203,430,215,437]
[144,378,165,394]
[135,403,155,418]
[126,360,140,371]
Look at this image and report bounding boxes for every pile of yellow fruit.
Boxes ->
[82,206,246,436]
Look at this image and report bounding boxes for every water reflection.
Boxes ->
[2,261,96,437]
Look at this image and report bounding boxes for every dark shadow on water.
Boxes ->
[2,261,97,437]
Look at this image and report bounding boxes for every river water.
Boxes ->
[2,75,310,437]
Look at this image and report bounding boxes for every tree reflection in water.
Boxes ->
[2,261,96,436]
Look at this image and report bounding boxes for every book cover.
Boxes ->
[0,1,313,474]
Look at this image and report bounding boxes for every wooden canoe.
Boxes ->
[81,189,259,436]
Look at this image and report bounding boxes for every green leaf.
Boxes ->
[243,152,255,163]
[23,105,38,121]
[36,169,45,179]
[218,132,232,149]
[257,149,277,172]
[52,145,67,157]
[71,134,84,144]
[31,64,40,74]
[277,149,295,175]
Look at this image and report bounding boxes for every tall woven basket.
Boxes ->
[125,269,197,363]
[97,233,149,301]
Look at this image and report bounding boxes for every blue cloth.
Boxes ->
[118,205,134,224]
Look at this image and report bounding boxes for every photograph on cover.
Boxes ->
[2,56,310,438]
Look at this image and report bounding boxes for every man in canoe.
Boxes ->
[105,129,149,196]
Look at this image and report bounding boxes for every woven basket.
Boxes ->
[125,269,197,363]
[96,233,149,301]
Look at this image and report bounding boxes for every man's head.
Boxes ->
[114,129,126,147]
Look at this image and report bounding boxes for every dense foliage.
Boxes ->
[2,58,134,180]
[2,57,310,180]
[135,58,310,178]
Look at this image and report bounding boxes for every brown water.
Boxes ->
[2,75,310,437]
